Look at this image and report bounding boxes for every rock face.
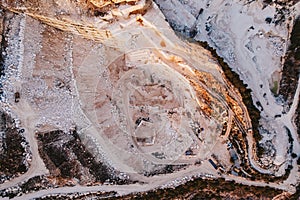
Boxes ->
[0,0,299,199]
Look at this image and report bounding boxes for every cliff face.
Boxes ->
[1,0,151,42]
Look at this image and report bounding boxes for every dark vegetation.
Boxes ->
[36,191,117,200]
[37,130,115,184]
[162,28,296,183]
[278,17,300,111]
[109,178,283,200]
[159,13,299,182]
[0,9,7,99]
[0,174,116,199]
[0,176,52,199]
[195,40,262,143]
[88,0,152,18]
[37,129,132,185]
[289,18,300,137]
[20,176,50,193]
[289,184,300,200]
[143,164,188,177]
[1,138,133,200]
[0,110,28,184]
[0,9,5,73]
[226,122,282,181]
[263,0,300,7]
[231,126,293,182]
[295,93,300,138]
